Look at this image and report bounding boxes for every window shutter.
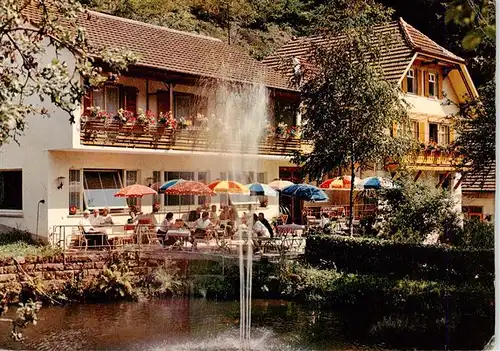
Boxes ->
[424,72,430,97]
[449,128,455,143]
[415,69,421,95]
[157,91,170,115]
[401,75,408,92]
[437,74,443,99]
[123,86,138,113]
[82,88,92,116]
[392,122,398,137]
[419,122,425,142]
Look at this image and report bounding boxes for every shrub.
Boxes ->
[377,178,461,243]
[0,229,36,245]
[140,260,184,297]
[452,218,494,250]
[91,264,137,301]
[305,234,494,285]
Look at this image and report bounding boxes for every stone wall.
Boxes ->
[0,252,189,291]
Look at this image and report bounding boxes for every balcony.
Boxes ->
[406,149,457,171]
[79,119,303,156]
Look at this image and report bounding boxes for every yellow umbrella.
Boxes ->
[208,180,250,194]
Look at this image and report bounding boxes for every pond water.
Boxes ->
[0,298,384,350]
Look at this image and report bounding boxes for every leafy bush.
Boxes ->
[452,218,494,250]
[377,178,461,243]
[91,264,137,301]
[0,229,36,245]
[140,260,184,297]
[305,234,494,284]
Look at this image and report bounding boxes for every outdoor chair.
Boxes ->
[74,226,88,251]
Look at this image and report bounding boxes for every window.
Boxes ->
[152,171,161,205]
[83,170,126,209]
[406,69,416,94]
[0,170,22,210]
[411,121,420,140]
[125,170,138,207]
[428,73,436,97]
[174,93,195,121]
[197,171,209,205]
[69,170,81,212]
[92,86,120,115]
[439,173,450,190]
[164,171,194,206]
[463,206,483,220]
[429,123,438,143]
[439,125,450,145]
[257,172,266,184]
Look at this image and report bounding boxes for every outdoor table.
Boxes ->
[166,229,191,250]
[276,224,306,237]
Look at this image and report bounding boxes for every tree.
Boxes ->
[0,0,137,146]
[450,80,495,178]
[377,176,460,244]
[292,32,413,235]
[444,0,495,50]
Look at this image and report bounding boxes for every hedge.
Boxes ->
[305,234,494,285]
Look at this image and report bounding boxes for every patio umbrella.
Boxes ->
[246,183,278,196]
[281,183,329,202]
[268,179,294,190]
[114,184,158,198]
[320,176,362,189]
[361,177,396,190]
[166,181,216,196]
[159,179,185,193]
[208,180,250,194]
[149,182,162,191]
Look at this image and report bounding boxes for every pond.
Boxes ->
[0,298,384,350]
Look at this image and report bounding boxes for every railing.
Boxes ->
[49,223,306,255]
[80,119,303,156]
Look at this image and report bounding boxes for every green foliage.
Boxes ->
[140,260,184,297]
[377,177,460,243]
[444,0,495,49]
[452,217,494,250]
[92,264,137,301]
[11,300,42,341]
[0,242,61,259]
[305,234,494,284]
[450,79,495,177]
[1,0,137,145]
[0,229,36,246]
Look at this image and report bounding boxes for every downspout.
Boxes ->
[146,79,149,111]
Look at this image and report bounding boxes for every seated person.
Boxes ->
[193,211,213,238]
[78,210,108,247]
[319,212,330,228]
[158,212,174,234]
[127,206,139,224]
[188,210,199,222]
[101,207,114,225]
[252,214,270,254]
[89,208,103,226]
[209,205,219,224]
[258,213,275,238]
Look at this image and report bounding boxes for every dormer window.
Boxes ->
[406,68,416,94]
[428,73,436,97]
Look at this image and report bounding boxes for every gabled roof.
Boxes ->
[24,8,292,91]
[462,166,496,192]
[262,18,464,83]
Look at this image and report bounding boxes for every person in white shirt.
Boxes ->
[78,210,107,247]
[319,212,330,228]
[157,212,175,245]
[89,209,103,226]
[252,213,270,238]
[192,211,213,241]
[101,207,114,225]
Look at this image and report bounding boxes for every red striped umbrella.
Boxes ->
[208,180,249,194]
[166,181,216,196]
[320,176,362,189]
[115,184,157,198]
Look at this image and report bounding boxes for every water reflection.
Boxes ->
[0,299,382,350]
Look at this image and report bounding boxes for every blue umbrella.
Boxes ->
[247,183,278,196]
[159,179,185,193]
[281,183,329,202]
[361,177,395,190]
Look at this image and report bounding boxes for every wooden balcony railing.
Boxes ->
[405,150,456,170]
[80,119,303,156]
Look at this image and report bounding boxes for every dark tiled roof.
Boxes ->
[399,19,464,63]
[262,19,464,83]
[462,167,496,192]
[24,8,292,90]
